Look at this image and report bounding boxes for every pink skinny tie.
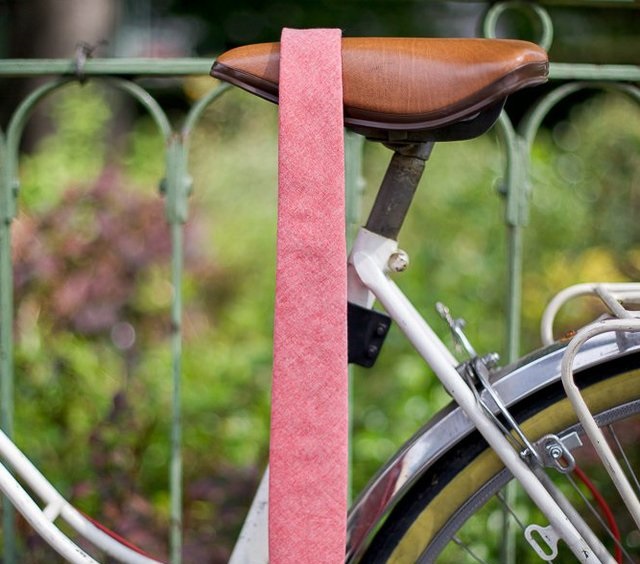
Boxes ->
[269,28,348,563]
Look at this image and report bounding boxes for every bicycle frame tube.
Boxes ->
[347,229,457,367]
[349,227,607,564]
[228,468,269,564]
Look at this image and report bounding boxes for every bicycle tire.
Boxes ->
[358,352,640,562]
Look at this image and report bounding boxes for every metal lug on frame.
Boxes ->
[387,250,409,272]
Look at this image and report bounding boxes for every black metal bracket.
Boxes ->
[348,302,392,368]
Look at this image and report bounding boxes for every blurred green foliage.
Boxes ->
[172,1,640,65]
[6,78,640,561]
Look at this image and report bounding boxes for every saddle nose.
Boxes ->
[211,37,548,135]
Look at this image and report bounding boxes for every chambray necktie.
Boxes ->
[269,28,348,563]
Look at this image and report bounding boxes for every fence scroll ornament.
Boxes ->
[0,1,638,561]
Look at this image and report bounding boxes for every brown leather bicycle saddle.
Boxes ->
[211,38,548,141]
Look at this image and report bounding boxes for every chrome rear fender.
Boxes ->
[346,331,640,561]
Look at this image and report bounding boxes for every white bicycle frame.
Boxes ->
[3,226,640,563]
[0,427,164,564]
[230,228,640,563]
[347,227,604,563]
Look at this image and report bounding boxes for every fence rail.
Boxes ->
[0,59,638,80]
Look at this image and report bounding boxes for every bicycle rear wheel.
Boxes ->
[359,353,640,562]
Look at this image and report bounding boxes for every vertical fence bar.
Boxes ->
[505,225,524,362]
[495,114,528,362]
[169,221,184,564]
[505,144,529,365]
[163,133,191,564]
[108,78,185,563]
[0,77,73,564]
[0,133,16,564]
[345,130,365,242]
[0,82,58,563]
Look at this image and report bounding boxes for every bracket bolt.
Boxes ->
[481,352,501,369]
[547,444,563,460]
[388,250,409,273]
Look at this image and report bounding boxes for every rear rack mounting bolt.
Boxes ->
[481,352,500,368]
[388,250,409,273]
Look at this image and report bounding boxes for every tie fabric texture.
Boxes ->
[269,28,348,563]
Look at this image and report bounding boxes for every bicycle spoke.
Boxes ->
[608,424,640,496]
[566,471,634,563]
[495,490,527,533]
[499,483,517,564]
[452,536,492,564]
[495,490,559,563]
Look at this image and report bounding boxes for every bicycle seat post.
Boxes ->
[365,142,434,241]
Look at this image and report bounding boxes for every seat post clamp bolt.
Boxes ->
[388,250,409,272]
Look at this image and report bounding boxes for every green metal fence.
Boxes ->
[0,2,638,562]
